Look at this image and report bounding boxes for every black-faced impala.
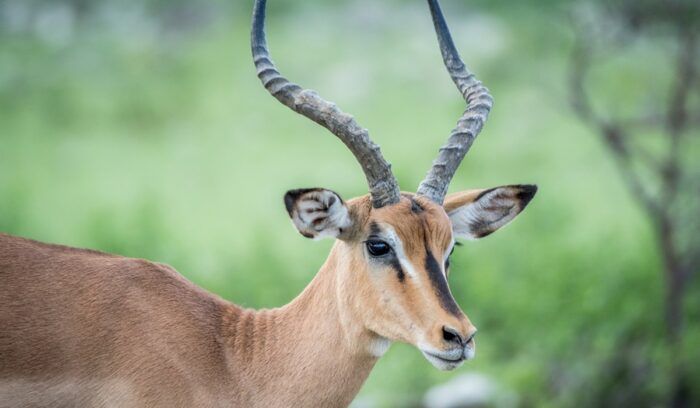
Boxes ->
[0,0,536,406]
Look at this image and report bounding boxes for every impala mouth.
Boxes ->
[420,348,467,371]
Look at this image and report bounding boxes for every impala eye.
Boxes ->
[366,240,391,257]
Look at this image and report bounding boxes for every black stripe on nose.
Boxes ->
[424,246,461,316]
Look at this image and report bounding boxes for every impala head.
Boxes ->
[252,0,537,370]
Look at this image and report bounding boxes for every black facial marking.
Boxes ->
[410,199,424,214]
[424,244,462,317]
[390,257,405,282]
[369,222,382,237]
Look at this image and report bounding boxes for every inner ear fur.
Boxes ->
[444,184,537,239]
[284,188,357,240]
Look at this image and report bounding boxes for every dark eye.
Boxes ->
[366,240,391,257]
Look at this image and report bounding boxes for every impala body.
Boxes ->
[0,1,536,407]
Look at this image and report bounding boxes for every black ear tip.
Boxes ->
[515,184,537,207]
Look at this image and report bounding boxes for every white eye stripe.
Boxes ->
[399,258,419,279]
[378,224,418,279]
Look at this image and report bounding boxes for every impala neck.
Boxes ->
[221,242,384,407]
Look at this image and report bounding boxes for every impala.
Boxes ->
[0,0,536,407]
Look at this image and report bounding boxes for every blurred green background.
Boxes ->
[1,0,698,407]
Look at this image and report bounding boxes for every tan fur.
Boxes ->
[0,230,384,407]
[443,189,486,212]
[358,195,473,347]
[0,188,537,407]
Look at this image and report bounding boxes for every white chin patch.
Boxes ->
[368,336,391,357]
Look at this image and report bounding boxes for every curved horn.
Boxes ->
[417,0,494,205]
[251,0,401,208]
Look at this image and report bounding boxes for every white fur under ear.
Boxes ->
[446,185,537,240]
[284,188,352,240]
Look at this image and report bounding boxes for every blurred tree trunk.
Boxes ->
[569,1,699,406]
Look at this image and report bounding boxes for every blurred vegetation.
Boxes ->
[0,0,698,407]
[569,1,700,406]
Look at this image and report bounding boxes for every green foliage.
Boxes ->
[0,1,697,406]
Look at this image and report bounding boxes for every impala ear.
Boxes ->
[284,188,353,240]
[443,184,537,240]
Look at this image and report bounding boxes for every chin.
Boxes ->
[421,351,467,371]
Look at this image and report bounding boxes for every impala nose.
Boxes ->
[441,325,476,347]
[442,326,464,345]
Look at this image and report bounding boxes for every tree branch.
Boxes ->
[568,34,662,218]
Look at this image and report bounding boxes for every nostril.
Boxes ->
[442,326,463,345]
[465,331,476,344]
